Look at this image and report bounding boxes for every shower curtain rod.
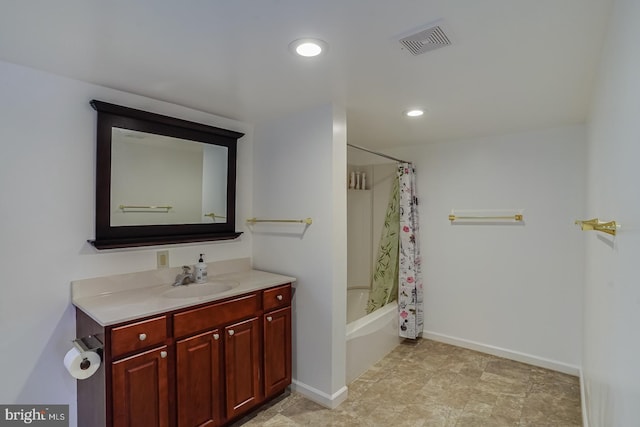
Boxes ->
[347,143,412,164]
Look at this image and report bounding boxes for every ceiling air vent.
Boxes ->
[398,22,452,56]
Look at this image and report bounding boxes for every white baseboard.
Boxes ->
[580,368,588,427]
[423,330,580,376]
[290,380,348,409]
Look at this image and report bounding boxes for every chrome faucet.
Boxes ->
[173,266,193,286]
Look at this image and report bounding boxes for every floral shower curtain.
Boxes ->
[366,162,424,339]
[398,163,423,339]
[366,173,399,314]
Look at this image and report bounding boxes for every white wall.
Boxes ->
[0,60,253,427]
[347,186,373,288]
[346,161,397,291]
[583,0,640,424]
[252,104,348,407]
[393,125,586,372]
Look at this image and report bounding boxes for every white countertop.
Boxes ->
[73,269,296,326]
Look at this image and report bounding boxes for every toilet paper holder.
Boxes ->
[72,335,103,364]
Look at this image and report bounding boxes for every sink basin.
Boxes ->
[163,280,238,299]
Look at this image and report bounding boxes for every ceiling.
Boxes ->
[0,0,613,149]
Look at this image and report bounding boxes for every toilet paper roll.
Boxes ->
[64,347,100,380]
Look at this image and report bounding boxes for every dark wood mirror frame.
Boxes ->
[89,100,244,249]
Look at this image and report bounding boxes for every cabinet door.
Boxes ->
[264,306,292,397]
[176,330,223,427]
[112,346,169,427]
[224,317,261,420]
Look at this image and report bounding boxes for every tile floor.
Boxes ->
[235,338,582,426]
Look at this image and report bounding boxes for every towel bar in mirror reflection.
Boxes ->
[204,212,226,222]
[119,205,173,213]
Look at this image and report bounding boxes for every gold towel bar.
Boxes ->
[246,217,313,225]
[204,212,226,221]
[119,205,172,212]
[449,214,523,222]
[575,218,619,236]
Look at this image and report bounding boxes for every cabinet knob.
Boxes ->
[160,351,167,359]
[213,333,220,340]
[267,316,273,322]
[228,330,235,336]
[139,333,147,341]
[276,295,283,301]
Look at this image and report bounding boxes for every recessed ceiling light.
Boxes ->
[289,38,328,57]
[404,109,425,117]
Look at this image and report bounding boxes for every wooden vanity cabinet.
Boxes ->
[112,345,170,427]
[108,315,170,427]
[76,283,292,427]
[176,329,223,427]
[263,284,292,399]
[224,317,261,419]
[264,306,292,398]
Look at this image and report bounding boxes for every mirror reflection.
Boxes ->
[90,99,243,249]
[110,128,228,227]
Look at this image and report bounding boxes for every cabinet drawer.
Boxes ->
[174,293,260,338]
[111,316,167,358]
[263,284,291,311]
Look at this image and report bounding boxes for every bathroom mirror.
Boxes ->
[90,100,244,249]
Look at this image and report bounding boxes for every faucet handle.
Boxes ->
[181,265,191,273]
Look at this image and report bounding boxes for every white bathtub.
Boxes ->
[346,288,402,383]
